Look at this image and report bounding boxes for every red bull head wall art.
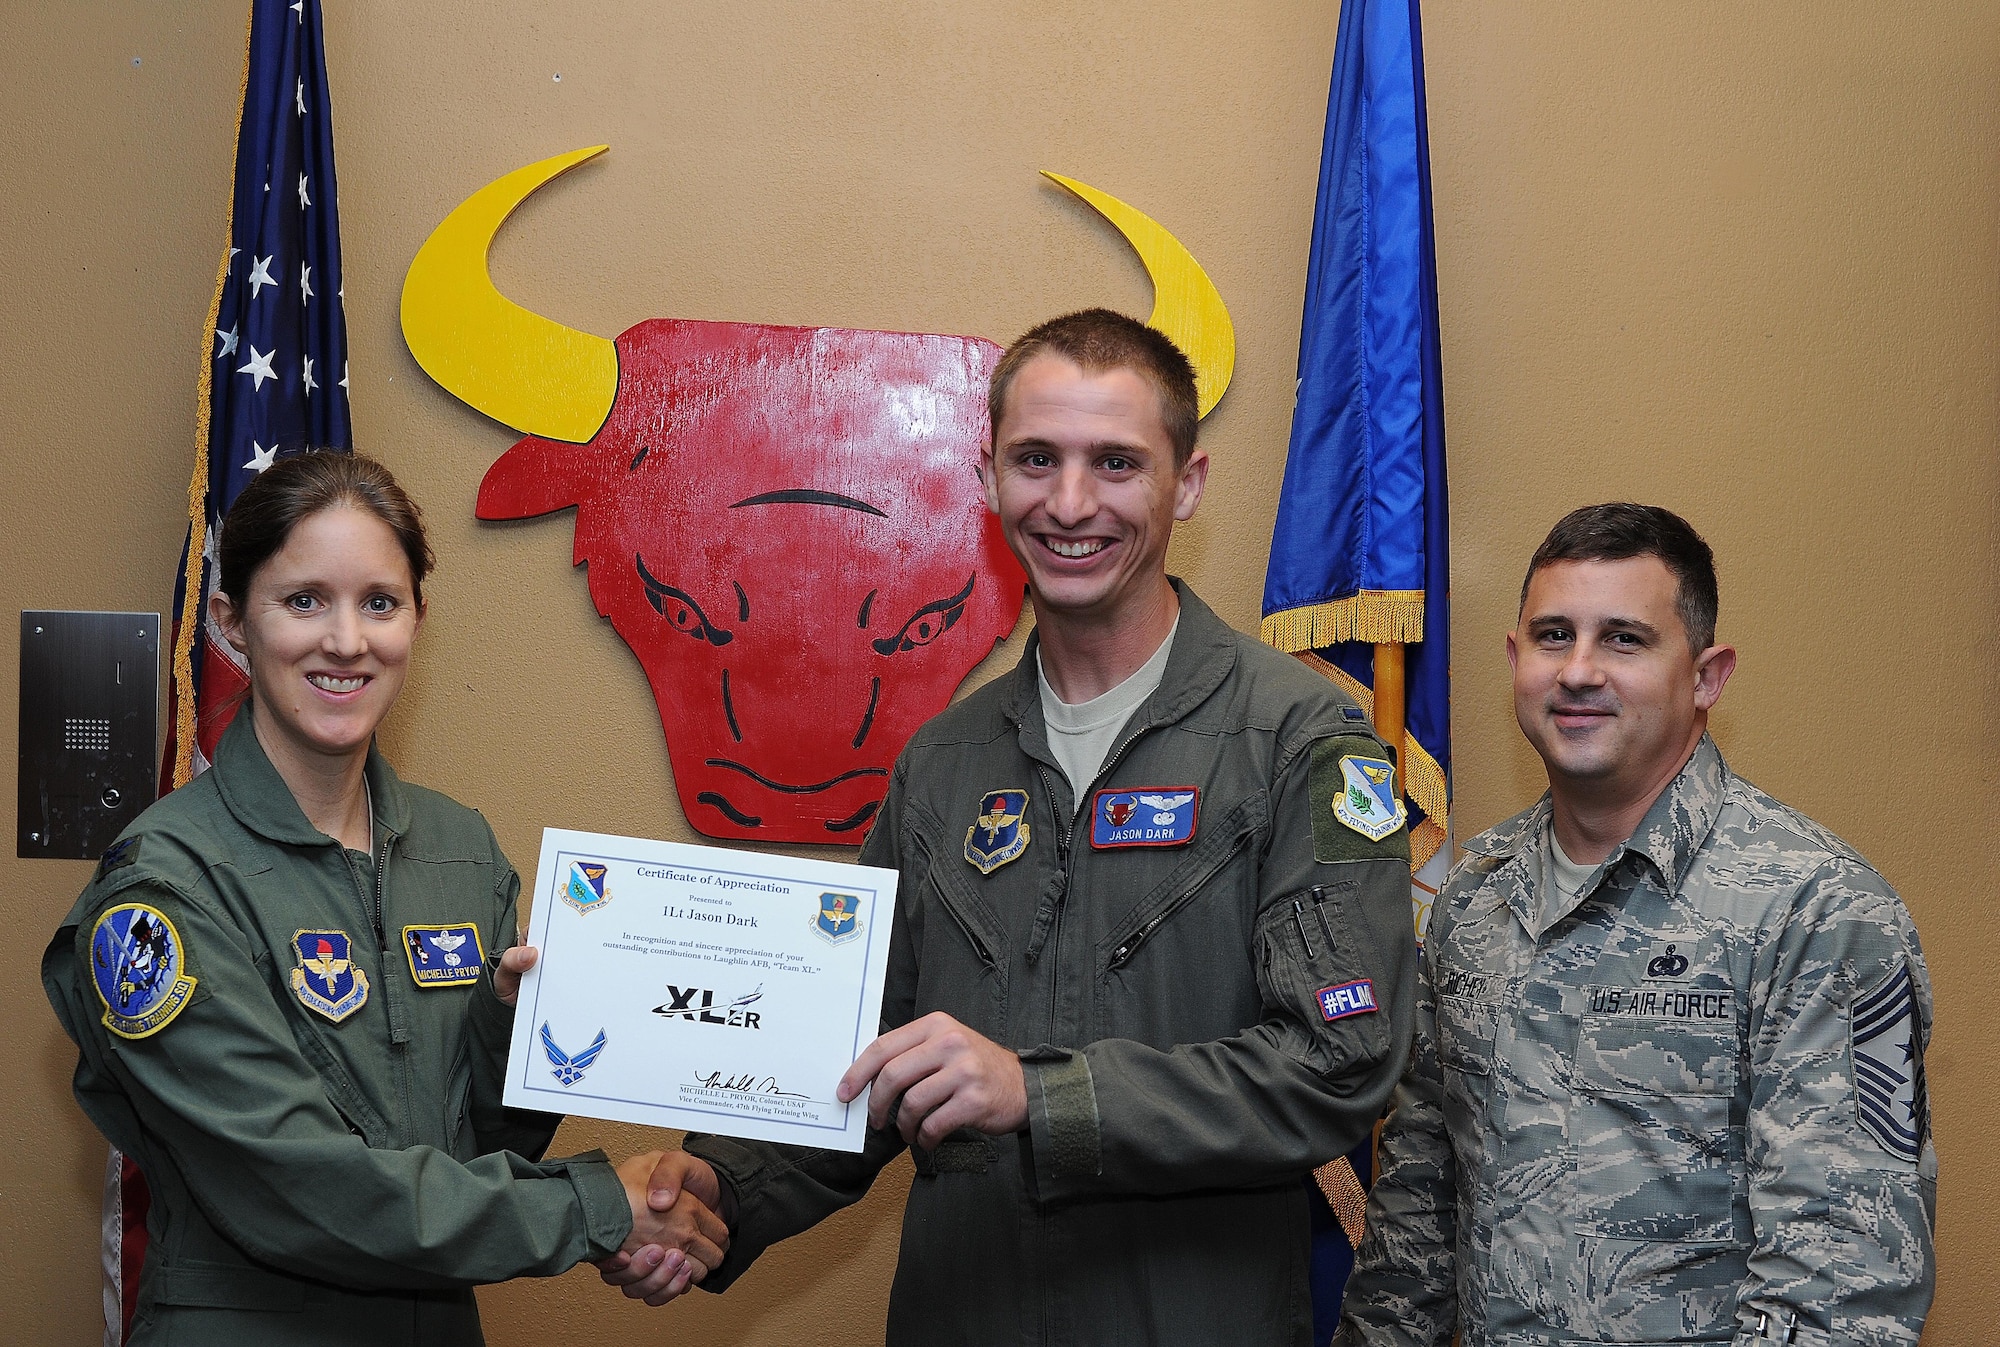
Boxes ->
[400,146,1234,844]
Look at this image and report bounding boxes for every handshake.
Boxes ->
[598,1150,731,1306]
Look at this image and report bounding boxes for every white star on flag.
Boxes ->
[300,264,313,304]
[243,441,278,473]
[290,1,303,19]
[296,78,306,116]
[238,345,277,390]
[215,323,239,359]
[228,246,240,267]
[302,354,318,395]
[297,173,311,209]
[246,254,276,298]
[339,361,349,390]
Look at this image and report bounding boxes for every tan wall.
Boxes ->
[3,2,1993,1342]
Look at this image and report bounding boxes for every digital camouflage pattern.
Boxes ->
[1335,735,1936,1347]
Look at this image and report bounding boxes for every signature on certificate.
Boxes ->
[693,1068,810,1099]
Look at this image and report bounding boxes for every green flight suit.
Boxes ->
[687,584,1420,1346]
[43,709,631,1346]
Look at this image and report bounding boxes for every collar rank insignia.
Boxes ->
[402,923,486,988]
[540,1022,607,1087]
[290,929,369,1022]
[563,860,613,914]
[1851,963,1926,1163]
[813,892,865,945]
[1092,787,1198,849]
[965,789,1031,874]
[1333,755,1407,842]
[89,902,199,1040]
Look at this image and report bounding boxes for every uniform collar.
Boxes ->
[1003,579,1239,765]
[1466,733,1729,939]
[211,703,411,848]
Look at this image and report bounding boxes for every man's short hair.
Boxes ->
[1521,503,1719,651]
[989,308,1199,467]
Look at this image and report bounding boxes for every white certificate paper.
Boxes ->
[503,828,897,1151]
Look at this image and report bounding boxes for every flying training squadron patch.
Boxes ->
[402,923,486,988]
[965,789,1031,874]
[90,902,199,1039]
[290,929,370,1022]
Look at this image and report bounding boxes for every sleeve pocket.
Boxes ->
[1256,886,1392,1079]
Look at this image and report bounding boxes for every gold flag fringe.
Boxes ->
[1295,650,1449,872]
[1260,589,1425,654]
[170,5,256,791]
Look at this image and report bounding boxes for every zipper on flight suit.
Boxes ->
[1035,720,1154,1041]
[1105,829,1253,971]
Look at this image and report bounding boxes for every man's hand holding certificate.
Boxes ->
[503,828,897,1152]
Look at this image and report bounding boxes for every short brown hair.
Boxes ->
[1521,503,1718,651]
[219,451,435,607]
[989,308,1199,467]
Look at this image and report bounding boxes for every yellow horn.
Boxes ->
[1041,172,1236,418]
[400,146,620,444]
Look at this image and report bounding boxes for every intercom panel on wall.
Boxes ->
[18,611,159,860]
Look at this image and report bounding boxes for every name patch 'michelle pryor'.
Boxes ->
[1317,979,1378,1022]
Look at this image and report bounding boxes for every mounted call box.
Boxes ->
[18,611,160,860]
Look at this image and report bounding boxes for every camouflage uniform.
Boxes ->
[1335,735,1936,1347]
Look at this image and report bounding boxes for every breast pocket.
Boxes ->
[1570,1016,1744,1244]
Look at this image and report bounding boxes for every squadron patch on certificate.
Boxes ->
[965,789,1031,874]
[402,922,486,987]
[290,929,370,1022]
[563,860,613,914]
[90,902,199,1039]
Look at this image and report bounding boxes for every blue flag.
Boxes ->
[1260,2,1450,1336]
[117,6,354,1343]
[163,0,354,788]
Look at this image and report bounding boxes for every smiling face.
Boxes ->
[1508,556,1734,811]
[211,505,423,779]
[983,354,1207,636]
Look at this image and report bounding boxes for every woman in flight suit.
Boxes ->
[45,451,723,1345]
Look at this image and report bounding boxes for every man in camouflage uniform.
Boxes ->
[1336,503,1936,1347]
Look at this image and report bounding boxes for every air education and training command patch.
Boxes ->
[813,892,865,946]
[965,789,1031,874]
[402,923,486,988]
[90,902,198,1040]
[1091,787,1198,849]
[290,930,370,1022]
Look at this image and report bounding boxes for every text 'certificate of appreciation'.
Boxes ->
[503,828,897,1151]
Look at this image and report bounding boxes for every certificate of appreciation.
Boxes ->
[502,827,897,1151]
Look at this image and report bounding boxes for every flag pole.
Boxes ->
[1372,641,1407,783]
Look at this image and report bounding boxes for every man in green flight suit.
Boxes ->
[603,308,1421,1345]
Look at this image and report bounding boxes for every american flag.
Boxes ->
[107,2,352,1341]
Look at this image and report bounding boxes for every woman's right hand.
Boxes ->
[602,1151,730,1306]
